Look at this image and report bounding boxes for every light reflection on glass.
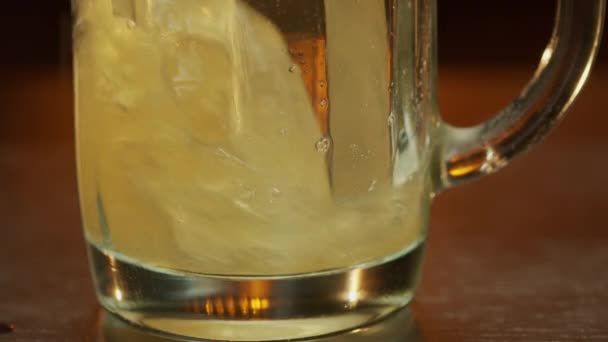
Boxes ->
[113,288,123,301]
[573,61,593,99]
[108,255,124,302]
[346,269,362,303]
[540,46,554,67]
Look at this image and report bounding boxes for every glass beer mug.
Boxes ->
[73,0,604,340]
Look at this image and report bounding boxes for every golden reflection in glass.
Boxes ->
[345,269,363,305]
[447,160,482,178]
[225,296,236,317]
[540,46,554,68]
[239,297,250,316]
[573,60,593,99]
[113,288,124,301]
[107,255,124,302]
[185,296,272,318]
[287,36,329,134]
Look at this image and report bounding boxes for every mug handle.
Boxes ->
[436,1,605,190]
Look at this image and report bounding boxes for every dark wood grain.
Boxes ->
[1,65,607,341]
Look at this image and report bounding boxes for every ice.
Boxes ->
[76,0,424,275]
[77,0,335,273]
[324,0,392,196]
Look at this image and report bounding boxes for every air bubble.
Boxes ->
[315,136,331,153]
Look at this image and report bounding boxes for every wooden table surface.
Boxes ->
[1,65,607,341]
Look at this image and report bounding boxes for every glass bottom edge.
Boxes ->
[89,241,425,341]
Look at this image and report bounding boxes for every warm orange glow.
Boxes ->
[226,296,236,317]
[205,299,214,315]
[448,162,481,178]
[250,297,262,314]
[201,296,271,317]
[214,297,225,316]
[287,36,328,134]
[239,297,250,315]
[260,298,270,310]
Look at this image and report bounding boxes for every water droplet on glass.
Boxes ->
[289,64,297,73]
[315,136,331,153]
[127,20,136,29]
[319,98,328,108]
[319,80,326,88]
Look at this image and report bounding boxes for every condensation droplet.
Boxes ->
[315,136,331,153]
[319,98,328,108]
[319,80,326,88]
[289,64,297,73]
[127,20,136,29]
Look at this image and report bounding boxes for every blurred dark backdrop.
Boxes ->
[0,0,606,68]
[0,0,605,146]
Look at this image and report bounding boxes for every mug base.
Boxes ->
[89,241,424,341]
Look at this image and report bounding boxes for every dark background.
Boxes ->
[0,0,606,67]
[1,0,606,146]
